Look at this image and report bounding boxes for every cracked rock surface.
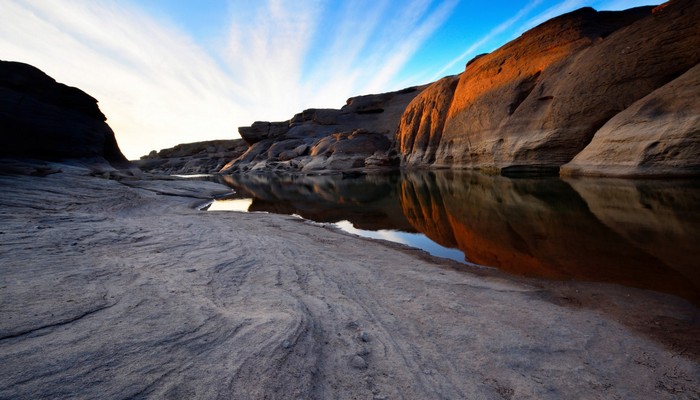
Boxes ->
[1,163,699,399]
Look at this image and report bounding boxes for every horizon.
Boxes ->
[1,0,655,159]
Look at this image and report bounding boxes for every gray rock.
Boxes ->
[350,355,368,370]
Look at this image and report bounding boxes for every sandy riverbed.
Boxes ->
[1,162,698,399]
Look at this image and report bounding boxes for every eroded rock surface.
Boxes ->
[1,165,699,399]
[221,86,424,174]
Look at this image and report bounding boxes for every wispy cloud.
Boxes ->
[0,0,241,159]
[0,0,456,159]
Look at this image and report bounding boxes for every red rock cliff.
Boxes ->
[397,0,700,176]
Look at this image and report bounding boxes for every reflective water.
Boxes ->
[210,171,700,304]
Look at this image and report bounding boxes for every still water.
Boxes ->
[207,171,700,304]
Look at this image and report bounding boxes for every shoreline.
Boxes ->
[1,163,699,398]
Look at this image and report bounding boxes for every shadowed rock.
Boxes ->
[136,139,248,174]
[221,86,424,174]
[0,60,129,168]
[561,63,700,177]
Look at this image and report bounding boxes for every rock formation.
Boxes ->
[222,1,698,178]
[395,0,699,176]
[561,63,700,177]
[221,86,425,174]
[0,60,130,168]
[136,139,248,174]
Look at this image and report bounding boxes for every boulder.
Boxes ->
[238,121,289,145]
[0,60,129,167]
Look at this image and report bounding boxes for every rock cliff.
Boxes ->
[0,60,130,168]
[561,63,700,177]
[396,0,699,176]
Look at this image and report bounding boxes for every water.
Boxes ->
[208,171,700,304]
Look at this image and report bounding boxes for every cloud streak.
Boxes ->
[0,0,456,159]
[430,0,544,81]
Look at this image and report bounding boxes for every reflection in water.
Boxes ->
[213,172,700,304]
[208,198,253,212]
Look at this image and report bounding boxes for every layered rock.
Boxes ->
[0,60,129,168]
[136,139,248,174]
[397,0,700,176]
[221,86,425,174]
[561,63,700,177]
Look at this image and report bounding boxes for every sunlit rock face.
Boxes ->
[561,63,700,177]
[398,0,700,176]
[221,86,425,174]
[398,171,700,304]
[0,60,128,166]
[397,75,460,166]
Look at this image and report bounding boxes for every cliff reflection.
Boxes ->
[216,172,700,304]
[217,173,415,232]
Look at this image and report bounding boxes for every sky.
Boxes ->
[1,0,655,159]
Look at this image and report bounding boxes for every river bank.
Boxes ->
[1,162,698,399]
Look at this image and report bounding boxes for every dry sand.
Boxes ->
[1,162,698,399]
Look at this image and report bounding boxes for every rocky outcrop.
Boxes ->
[397,0,700,176]
[136,139,248,174]
[561,63,700,177]
[221,86,425,174]
[0,60,129,168]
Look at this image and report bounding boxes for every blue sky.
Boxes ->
[1,0,654,159]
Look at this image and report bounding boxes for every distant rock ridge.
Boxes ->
[0,60,130,168]
[213,0,699,178]
[136,139,248,175]
[220,86,425,174]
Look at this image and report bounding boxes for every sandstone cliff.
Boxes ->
[0,60,130,168]
[396,0,699,176]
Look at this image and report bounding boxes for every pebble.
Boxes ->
[360,331,370,342]
[350,355,368,370]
